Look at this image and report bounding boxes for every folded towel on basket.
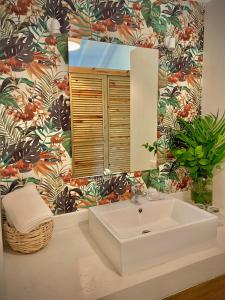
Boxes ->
[2,184,53,234]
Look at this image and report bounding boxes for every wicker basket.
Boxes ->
[3,220,54,254]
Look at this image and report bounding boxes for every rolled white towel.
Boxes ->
[2,184,53,234]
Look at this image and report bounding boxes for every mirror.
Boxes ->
[68,38,158,178]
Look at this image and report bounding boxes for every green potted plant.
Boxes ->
[144,113,225,206]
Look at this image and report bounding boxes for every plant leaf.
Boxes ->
[0,92,19,109]
[40,167,65,204]
[57,33,68,64]
[199,159,210,166]
[0,105,21,146]
[195,145,204,158]
[62,130,71,157]
[48,95,70,131]
[34,72,59,109]
[169,16,181,29]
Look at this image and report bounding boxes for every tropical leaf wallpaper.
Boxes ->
[0,0,204,214]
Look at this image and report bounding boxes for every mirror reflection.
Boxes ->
[68,38,158,177]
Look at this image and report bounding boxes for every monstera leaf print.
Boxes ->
[7,137,41,164]
[0,178,37,197]
[49,95,70,132]
[0,35,34,63]
[141,1,156,27]
[141,1,169,33]
[48,94,71,155]
[0,77,15,93]
[53,186,78,214]
[142,1,183,32]
[44,0,70,33]
[93,0,126,25]
[160,86,181,110]
[99,173,128,197]
[168,56,193,75]
[162,4,182,17]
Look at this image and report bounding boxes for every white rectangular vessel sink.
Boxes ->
[89,198,218,276]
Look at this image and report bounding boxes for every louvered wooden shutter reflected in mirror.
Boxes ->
[69,73,106,177]
[108,76,130,173]
[70,69,130,177]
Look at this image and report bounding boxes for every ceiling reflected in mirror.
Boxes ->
[68,39,136,71]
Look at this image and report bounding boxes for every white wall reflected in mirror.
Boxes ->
[130,48,158,171]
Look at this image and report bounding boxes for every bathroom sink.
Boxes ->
[89,198,218,276]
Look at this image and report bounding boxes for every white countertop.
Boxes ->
[2,205,225,300]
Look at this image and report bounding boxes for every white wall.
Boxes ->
[0,200,5,300]
[203,0,225,208]
[130,48,158,171]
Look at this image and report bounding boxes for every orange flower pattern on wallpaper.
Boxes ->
[0,0,204,214]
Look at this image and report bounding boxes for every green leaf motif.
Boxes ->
[168,171,179,181]
[141,1,167,33]
[17,78,34,87]
[151,17,167,33]
[158,101,166,115]
[183,5,192,15]
[141,0,152,27]
[62,130,71,157]
[151,5,161,17]
[0,93,20,109]
[25,177,40,184]
[169,16,182,29]
[161,97,180,108]
[57,33,68,64]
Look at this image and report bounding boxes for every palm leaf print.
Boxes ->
[0,8,15,39]
[34,72,60,109]
[40,167,65,204]
[0,106,22,145]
